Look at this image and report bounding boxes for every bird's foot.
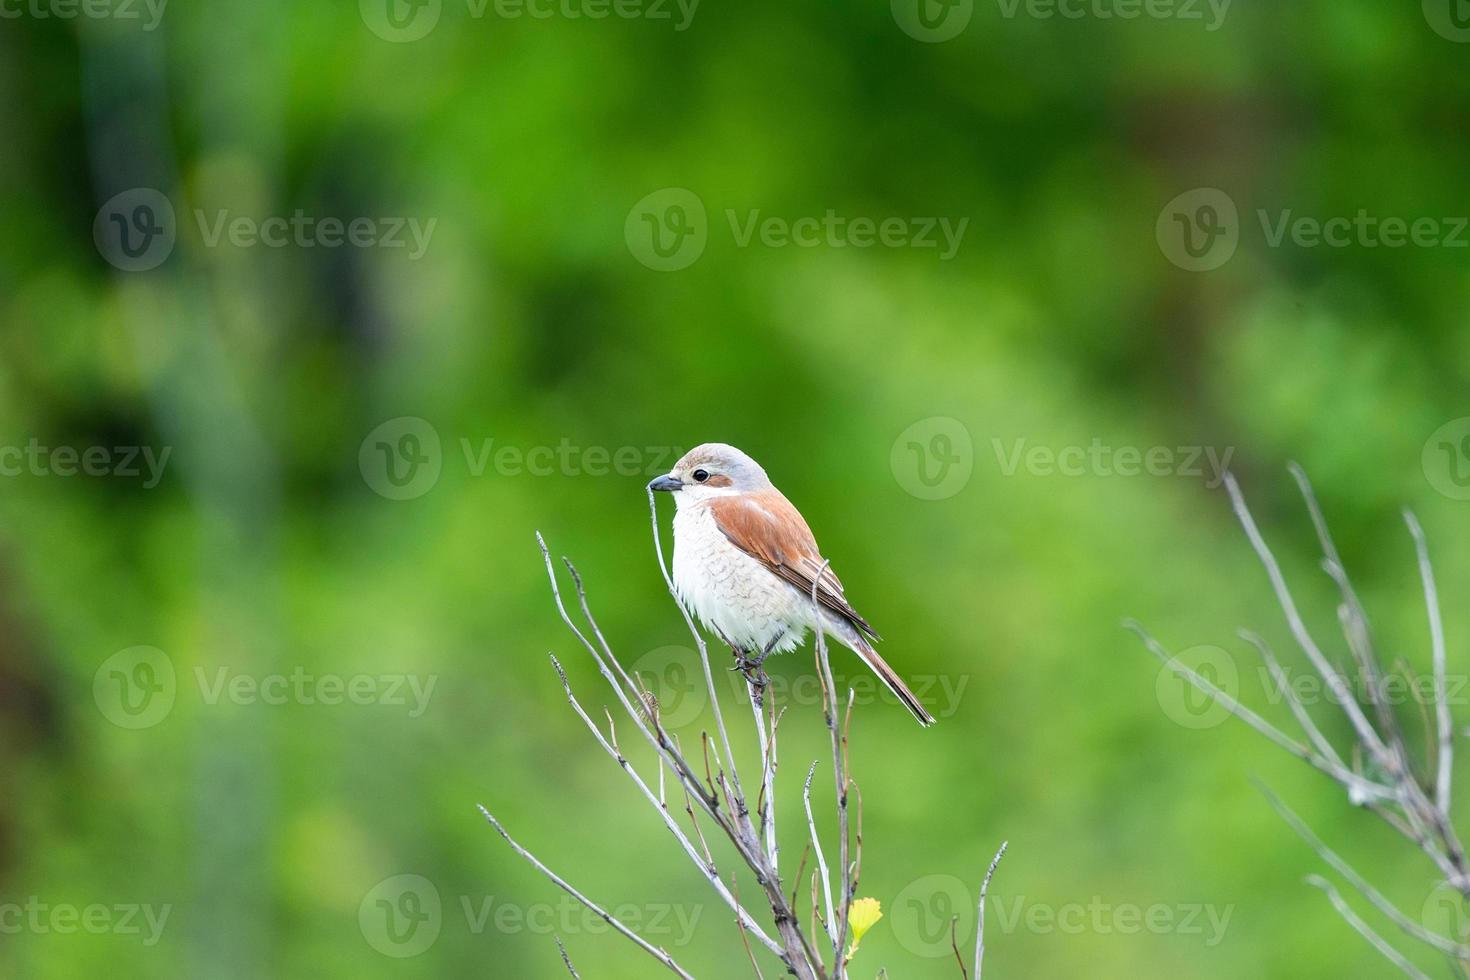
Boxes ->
[730,647,769,704]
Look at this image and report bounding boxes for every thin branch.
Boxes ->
[1240,629,1348,774]
[803,761,837,946]
[1223,473,1393,763]
[1256,782,1470,959]
[478,805,696,980]
[812,560,851,977]
[1290,463,1415,796]
[1406,510,1453,817]
[555,936,581,978]
[974,840,1008,980]
[1304,876,1432,980]
[549,654,782,956]
[1126,620,1393,804]
[731,872,767,980]
[950,917,968,980]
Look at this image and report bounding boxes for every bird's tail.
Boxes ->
[844,635,936,727]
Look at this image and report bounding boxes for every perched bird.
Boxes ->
[649,443,935,726]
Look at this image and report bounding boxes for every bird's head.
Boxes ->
[648,443,772,504]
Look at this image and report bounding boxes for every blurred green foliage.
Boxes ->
[1,1,1469,977]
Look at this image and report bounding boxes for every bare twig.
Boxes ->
[950,917,969,980]
[812,560,853,977]
[1257,782,1470,959]
[1406,511,1452,817]
[548,654,781,955]
[1125,620,1393,804]
[555,936,581,978]
[974,841,1009,980]
[1240,629,1348,774]
[1305,876,1432,980]
[478,805,696,979]
[803,761,837,946]
[1223,473,1392,762]
[1134,467,1468,971]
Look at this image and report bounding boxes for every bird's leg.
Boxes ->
[729,632,785,674]
[730,645,770,708]
[729,633,787,707]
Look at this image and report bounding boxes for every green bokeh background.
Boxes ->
[2,1,1469,976]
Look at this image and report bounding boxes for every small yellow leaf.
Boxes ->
[849,897,883,943]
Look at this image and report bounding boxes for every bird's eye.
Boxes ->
[693,469,710,483]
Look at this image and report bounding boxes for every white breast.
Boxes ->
[671,502,813,655]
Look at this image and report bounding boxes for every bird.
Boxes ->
[648,443,935,726]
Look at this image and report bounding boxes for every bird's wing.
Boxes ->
[708,491,880,641]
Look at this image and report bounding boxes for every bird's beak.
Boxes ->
[648,474,684,492]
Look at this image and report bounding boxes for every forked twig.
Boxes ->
[1132,465,1467,974]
